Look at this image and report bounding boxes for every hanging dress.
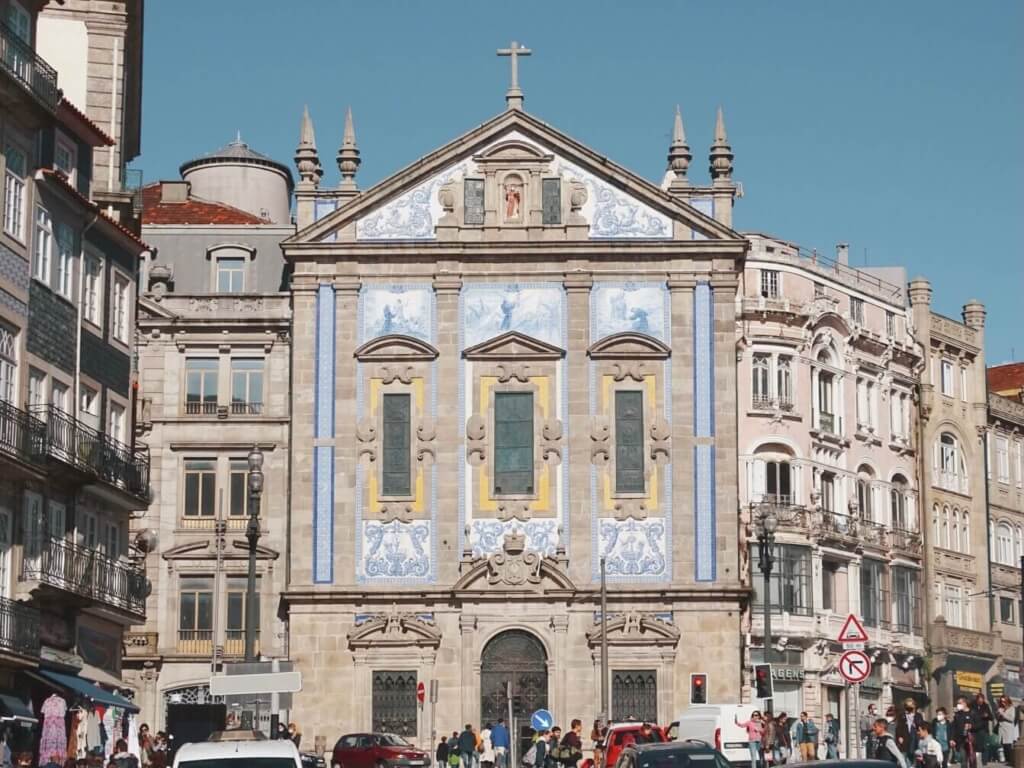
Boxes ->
[38,694,67,765]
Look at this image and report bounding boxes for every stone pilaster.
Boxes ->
[563,268,592,586]
[434,270,463,585]
[290,281,319,586]
[334,278,361,584]
[460,614,478,725]
[551,614,570,723]
[711,274,741,587]
[668,275,695,584]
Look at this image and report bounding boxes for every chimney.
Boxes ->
[908,277,932,307]
[835,243,849,266]
[160,180,190,204]
[962,299,986,330]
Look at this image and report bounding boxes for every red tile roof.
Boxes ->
[57,98,115,147]
[989,363,1024,395]
[39,169,150,252]
[141,183,270,225]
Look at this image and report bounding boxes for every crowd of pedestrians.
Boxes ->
[435,719,586,768]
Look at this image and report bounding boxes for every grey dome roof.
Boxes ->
[180,137,293,187]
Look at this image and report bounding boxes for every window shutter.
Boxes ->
[752,459,766,501]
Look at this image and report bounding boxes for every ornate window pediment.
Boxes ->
[585,611,680,648]
[354,334,439,362]
[161,539,280,561]
[347,611,442,649]
[588,332,671,360]
[463,331,565,362]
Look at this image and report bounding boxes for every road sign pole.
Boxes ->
[851,683,860,759]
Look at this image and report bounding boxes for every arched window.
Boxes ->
[962,510,970,553]
[932,504,940,546]
[1016,526,1024,562]
[817,350,837,432]
[890,474,909,530]
[857,465,875,523]
[996,523,1014,565]
[752,354,770,407]
[941,505,950,549]
[951,509,961,552]
[937,432,968,493]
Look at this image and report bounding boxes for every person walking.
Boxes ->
[861,705,878,760]
[735,712,765,768]
[492,719,510,768]
[914,724,943,768]
[480,724,496,768]
[930,707,951,768]
[997,696,1017,765]
[973,693,995,764]
[951,697,979,768]
[872,719,908,768]
[111,741,139,768]
[895,699,925,761]
[522,732,549,768]
[556,720,583,768]
[823,714,839,760]
[437,737,451,768]
[287,723,302,750]
[459,725,478,768]
[794,713,818,763]
[774,713,793,765]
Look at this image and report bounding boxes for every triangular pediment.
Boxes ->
[463,331,565,361]
[354,334,439,362]
[585,611,680,648]
[286,110,742,246]
[588,331,671,360]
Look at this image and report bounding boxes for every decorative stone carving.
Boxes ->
[585,611,680,648]
[356,418,377,461]
[416,418,436,463]
[612,361,646,382]
[438,182,455,214]
[376,503,413,524]
[590,417,611,465]
[650,418,671,464]
[496,501,531,522]
[541,419,563,464]
[380,365,414,385]
[496,363,531,383]
[486,532,542,586]
[347,609,442,649]
[612,499,648,521]
[466,415,486,465]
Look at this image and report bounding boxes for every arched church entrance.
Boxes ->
[480,630,548,754]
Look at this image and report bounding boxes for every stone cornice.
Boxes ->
[281,239,749,259]
[280,585,750,605]
[990,393,1024,427]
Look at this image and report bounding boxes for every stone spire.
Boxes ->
[666,105,692,192]
[337,106,361,192]
[709,106,734,183]
[294,105,322,189]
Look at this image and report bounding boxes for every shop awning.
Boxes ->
[30,669,139,713]
[0,692,38,724]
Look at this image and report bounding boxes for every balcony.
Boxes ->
[817,411,839,434]
[185,401,219,416]
[230,401,263,415]
[0,399,45,472]
[0,596,40,660]
[177,629,259,657]
[20,536,148,618]
[816,511,888,549]
[30,405,150,504]
[890,527,924,557]
[0,21,59,112]
[750,498,811,534]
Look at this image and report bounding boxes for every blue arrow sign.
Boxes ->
[531,709,554,731]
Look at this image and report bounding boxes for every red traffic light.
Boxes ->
[694,676,704,686]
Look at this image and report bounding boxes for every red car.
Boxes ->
[332,733,431,768]
[586,724,667,768]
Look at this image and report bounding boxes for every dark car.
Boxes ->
[797,763,896,768]
[332,733,431,768]
[613,742,730,768]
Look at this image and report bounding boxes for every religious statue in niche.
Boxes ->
[503,175,523,222]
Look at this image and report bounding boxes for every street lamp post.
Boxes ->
[244,445,264,663]
[756,505,779,716]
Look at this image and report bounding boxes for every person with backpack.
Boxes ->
[872,719,908,768]
[823,714,840,760]
[522,732,548,768]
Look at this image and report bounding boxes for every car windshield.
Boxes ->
[180,760,296,768]
[378,734,411,747]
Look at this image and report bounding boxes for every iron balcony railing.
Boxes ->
[185,401,219,415]
[230,401,263,415]
[0,21,59,112]
[21,536,147,616]
[177,629,259,657]
[29,405,150,501]
[0,595,40,658]
[0,399,45,465]
[817,511,889,548]
[891,527,924,556]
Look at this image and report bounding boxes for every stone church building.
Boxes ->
[281,56,750,745]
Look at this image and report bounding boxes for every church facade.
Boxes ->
[281,82,749,743]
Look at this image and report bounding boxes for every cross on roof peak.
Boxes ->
[497,40,532,110]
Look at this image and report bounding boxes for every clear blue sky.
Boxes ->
[139,0,1022,362]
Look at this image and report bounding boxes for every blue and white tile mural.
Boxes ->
[470,518,559,559]
[361,519,432,580]
[598,517,668,578]
[591,282,669,342]
[360,284,434,342]
[356,159,472,241]
[462,283,564,348]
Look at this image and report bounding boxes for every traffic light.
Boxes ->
[690,673,708,704]
[754,664,774,700]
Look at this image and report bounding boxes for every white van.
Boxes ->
[173,735,303,768]
[667,705,758,765]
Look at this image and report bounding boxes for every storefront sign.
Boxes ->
[954,671,984,694]
[771,666,805,681]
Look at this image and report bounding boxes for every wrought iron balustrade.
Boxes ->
[177,629,212,655]
[818,411,838,434]
[891,527,924,556]
[230,401,263,415]
[752,394,774,410]
[0,21,59,111]
[0,400,45,466]
[185,401,219,415]
[0,595,40,658]
[20,536,147,615]
[29,405,150,500]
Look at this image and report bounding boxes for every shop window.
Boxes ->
[493,392,533,496]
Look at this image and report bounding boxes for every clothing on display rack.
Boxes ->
[102,705,115,758]
[127,715,140,759]
[67,708,82,760]
[38,694,67,765]
[75,709,88,759]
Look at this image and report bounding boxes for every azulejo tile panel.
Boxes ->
[313,445,334,584]
[313,284,336,584]
[598,517,668,578]
[356,159,472,241]
[462,283,564,349]
[359,284,434,343]
[693,281,717,582]
[361,519,432,580]
[590,282,669,342]
[470,518,559,559]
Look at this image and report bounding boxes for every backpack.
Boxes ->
[522,743,538,767]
